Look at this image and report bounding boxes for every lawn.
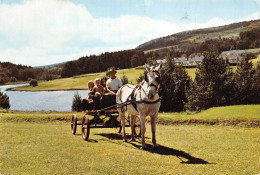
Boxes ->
[12,68,145,91]
[0,105,259,174]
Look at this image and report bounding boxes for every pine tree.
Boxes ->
[186,51,234,111]
[159,55,191,112]
[233,54,256,104]
[121,73,129,85]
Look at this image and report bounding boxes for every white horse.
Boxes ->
[116,64,162,150]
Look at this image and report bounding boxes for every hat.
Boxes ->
[108,68,117,74]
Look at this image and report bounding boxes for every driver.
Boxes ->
[106,68,122,94]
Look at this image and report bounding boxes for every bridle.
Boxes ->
[146,69,160,91]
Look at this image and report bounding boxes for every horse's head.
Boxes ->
[144,63,162,100]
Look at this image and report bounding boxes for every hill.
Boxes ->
[137,19,260,56]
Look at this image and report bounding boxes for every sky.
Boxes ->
[0,0,259,66]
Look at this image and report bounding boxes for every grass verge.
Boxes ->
[1,105,259,127]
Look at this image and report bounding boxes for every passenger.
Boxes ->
[101,77,107,88]
[87,80,94,96]
[93,78,105,96]
[101,76,116,95]
[82,80,95,111]
[106,68,122,93]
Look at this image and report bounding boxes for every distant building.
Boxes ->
[156,55,203,68]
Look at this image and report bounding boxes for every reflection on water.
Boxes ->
[0,84,88,111]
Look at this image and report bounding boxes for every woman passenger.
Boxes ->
[101,76,115,95]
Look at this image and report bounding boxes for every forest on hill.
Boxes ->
[137,19,260,57]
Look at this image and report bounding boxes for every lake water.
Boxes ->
[0,84,88,111]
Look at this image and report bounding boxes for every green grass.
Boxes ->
[1,105,260,174]
[12,68,145,91]
[157,105,260,127]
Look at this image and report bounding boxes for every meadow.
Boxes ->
[12,68,145,91]
[0,105,259,174]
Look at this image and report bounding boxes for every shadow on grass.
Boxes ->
[96,133,213,165]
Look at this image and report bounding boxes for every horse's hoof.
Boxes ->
[123,139,127,142]
[152,144,159,149]
[131,138,136,142]
[140,146,147,150]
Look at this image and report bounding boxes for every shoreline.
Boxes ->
[7,87,89,92]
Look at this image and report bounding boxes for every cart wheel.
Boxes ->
[71,114,77,135]
[82,115,90,141]
[134,117,141,137]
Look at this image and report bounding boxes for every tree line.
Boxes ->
[61,50,148,78]
[0,62,60,85]
[158,50,260,112]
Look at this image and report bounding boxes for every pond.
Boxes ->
[0,84,88,111]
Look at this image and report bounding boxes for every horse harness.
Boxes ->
[121,80,161,113]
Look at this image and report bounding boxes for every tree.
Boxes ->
[61,61,79,78]
[29,79,38,87]
[185,51,234,111]
[233,54,257,104]
[159,55,191,112]
[136,73,145,84]
[0,91,10,109]
[252,63,260,104]
[121,73,129,85]
[72,92,82,112]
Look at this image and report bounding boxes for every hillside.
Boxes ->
[137,19,260,55]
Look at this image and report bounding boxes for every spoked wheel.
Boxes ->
[71,114,77,135]
[114,116,122,133]
[134,117,141,137]
[82,115,90,141]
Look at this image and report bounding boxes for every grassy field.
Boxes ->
[12,68,145,91]
[12,67,197,91]
[0,105,259,174]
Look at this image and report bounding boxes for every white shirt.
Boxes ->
[106,77,122,91]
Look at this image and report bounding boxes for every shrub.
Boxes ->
[72,92,82,112]
[136,73,145,84]
[9,77,17,82]
[29,79,38,87]
[0,91,10,109]
[121,73,129,85]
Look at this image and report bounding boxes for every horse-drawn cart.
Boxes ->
[70,95,141,141]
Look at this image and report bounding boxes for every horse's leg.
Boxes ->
[139,113,147,150]
[119,112,127,142]
[151,113,159,149]
[130,115,136,141]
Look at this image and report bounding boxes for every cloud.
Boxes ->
[0,0,259,66]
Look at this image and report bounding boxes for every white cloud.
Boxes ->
[0,0,259,66]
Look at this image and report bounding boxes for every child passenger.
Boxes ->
[93,78,104,96]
